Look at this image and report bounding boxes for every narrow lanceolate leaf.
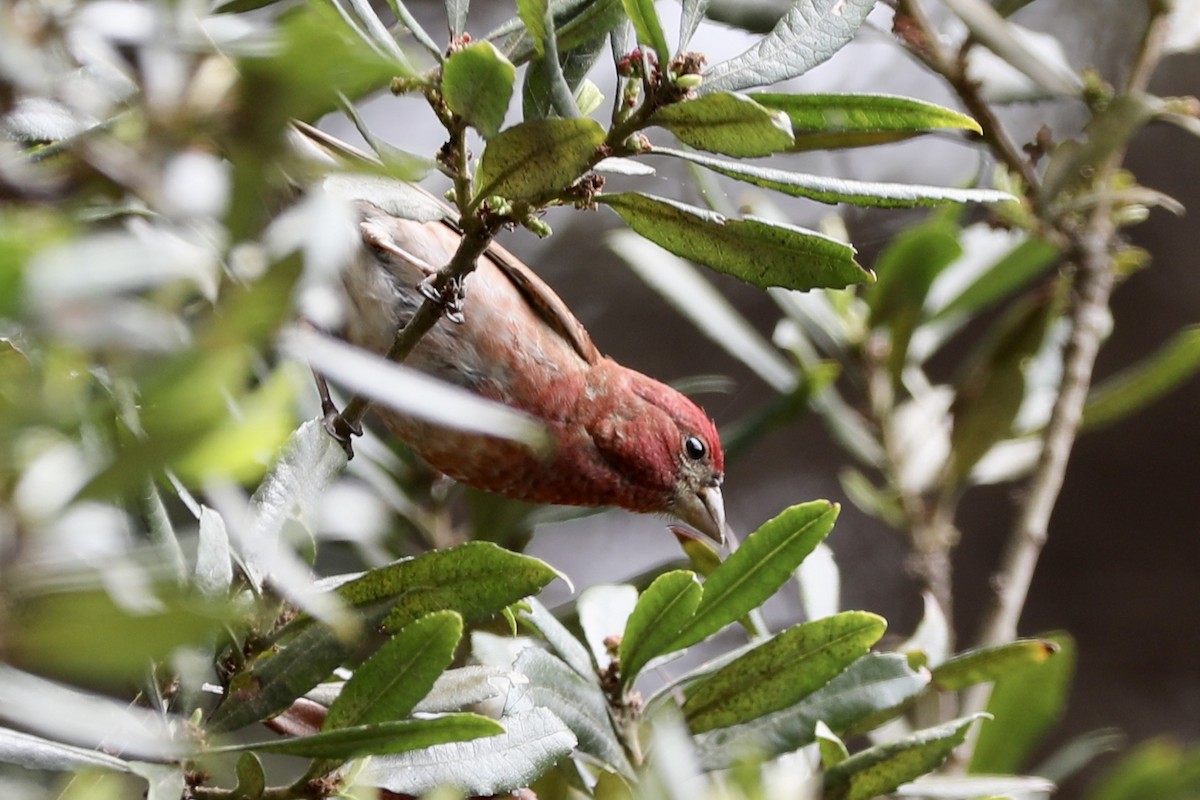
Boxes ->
[442,41,516,139]
[0,727,131,774]
[682,612,886,733]
[750,92,981,151]
[652,147,1015,207]
[823,714,988,800]
[619,570,703,687]
[649,93,794,157]
[621,0,670,64]
[700,0,879,95]
[447,0,470,38]
[930,638,1059,691]
[1083,325,1200,430]
[357,707,576,796]
[516,0,549,56]
[597,193,871,291]
[668,501,841,651]
[695,653,929,769]
[521,598,598,682]
[324,611,464,730]
[207,714,502,759]
[475,117,605,202]
[930,235,1060,322]
[679,0,710,51]
[515,648,634,776]
[336,541,562,632]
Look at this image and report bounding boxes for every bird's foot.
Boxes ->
[418,274,467,324]
[314,369,361,460]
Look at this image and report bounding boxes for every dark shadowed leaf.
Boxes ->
[649,93,794,156]
[971,633,1075,775]
[668,501,840,650]
[652,147,1015,206]
[443,42,516,139]
[208,714,501,759]
[515,648,633,776]
[324,611,463,729]
[597,193,871,291]
[523,34,607,120]
[695,653,929,769]
[750,92,981,150]
[475,118,605,201]
[357,707,576,796]
[931,638,1059,691]
[620,570,703,687]
[1083,325,1200,430]
[683,612,886,732]
[824,714,988,800]
[700,0,878,94]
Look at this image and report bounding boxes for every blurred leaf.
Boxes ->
[669,501,840,650]
[931,638,1059,690]
[700,0,878,94]
[515,648,633,776]
[1034,728,1124,785]
[475,118,605,202]
[653,146,1015,207]
[971,633,1074,774]
[750,92,982,151]
[320,172,450,222]
[1043,93,1162,198]
[994,0,1039,15]
[1086,738,1200,800]
[414,665,507,713]
[595,770,636,800]
[379,0,442,60]
[609,230,796,392]
[839,467,906,530]
[931,235,1061,322]
[1082,325,1200,430]
[447,0,470,37]
[517,0,550,56]
[894,774,1056,797]
[816,720,850,767]
[524,35,607,120]
[949,282,1064,484]
[521,598,598,681]
[357,707,576,796]
[233,752,266,799]
[209,714,501,759]
[695,653,929,769]
[672,526,723,577]
[0,728,130,773]
[824,714,988,800]
[621,0,671,64]
[598,192,872,291]
[679,0,711,50]
[796,541,840,621]
[898,592,951,670]
[195,506,234,596]
[324,611,463,729]
[128,763,185,800]
[650,93,795,157]
[500,0,626,66]
[443,42,516,139]
[578,584,638,669]
[683,611,886,732]
[620,570,703,687]
[5,585,239,686]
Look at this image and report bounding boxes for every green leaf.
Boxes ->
[695,653,929,769]
[324,611,464,730]
[621,0,670,64]
[1083,325,1200,430]
[669,501,840,650]
[700,0,878,94]
[619,570,703,687]
[652,146,1015,207]
[517,0,550,56]
[523,35,606,120]
[515,648,633,776]
[931,235,1061,321]
[750,92,981,151]
[931,638,1059,691]
[971,633,1075,774]
[649,93,794,157]
[443,41,516,139]
[475,117,605,202]
[1087,738,1200,800]
[208,714,502,759]
[1043,93,1162,198]
[823,714,988,800]
[816,720,850,767]
[357,707,576,796]
[232,752,265,799]
[597,193,872,291]
[682,611,886,732]
[521,598,598,681]
[949,282,1064,483]
[447,0,470,38]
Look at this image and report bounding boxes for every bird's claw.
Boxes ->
[322,407,361,460]
[418,274,467,324]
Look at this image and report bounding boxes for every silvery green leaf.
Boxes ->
[796,542,839,621]
[195,505,233,596]
[522,598,597,680]
[700,0,879,95]
[357,707,576,796]
[414,666,509,713]
[593,156,655,175]
[577,584,638,669]
[447,0,470,38]
[129,763,187,800]
[0,727,130,773]
[679,0,711,51]
[894,774,1055,798]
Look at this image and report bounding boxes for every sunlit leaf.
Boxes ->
[475,117,605,202]
[621,0,670,64]
[443,41,516,138]
[679,0,710,51]
[598,193,871,291]
[650,93,794,156]
[931,638,1059,690]
[521,598,598,681]
[816,720,850,767]
[208,714,502,759]
[619,570,703,687]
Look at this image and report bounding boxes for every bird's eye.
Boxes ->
[684,435,707,461]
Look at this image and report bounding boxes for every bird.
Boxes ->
[337,200,729,543]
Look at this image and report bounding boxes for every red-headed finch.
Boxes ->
[339,201,729,542]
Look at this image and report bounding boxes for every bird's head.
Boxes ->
[587,364,729,543]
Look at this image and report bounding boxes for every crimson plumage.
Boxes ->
[340,201,728,542]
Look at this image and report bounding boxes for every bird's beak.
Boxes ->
[676,484,730,545]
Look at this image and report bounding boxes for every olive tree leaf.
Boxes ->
[619,570,703,687]
[443,41,516,138]
[475,118,605,202]
[649,93,794,157]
